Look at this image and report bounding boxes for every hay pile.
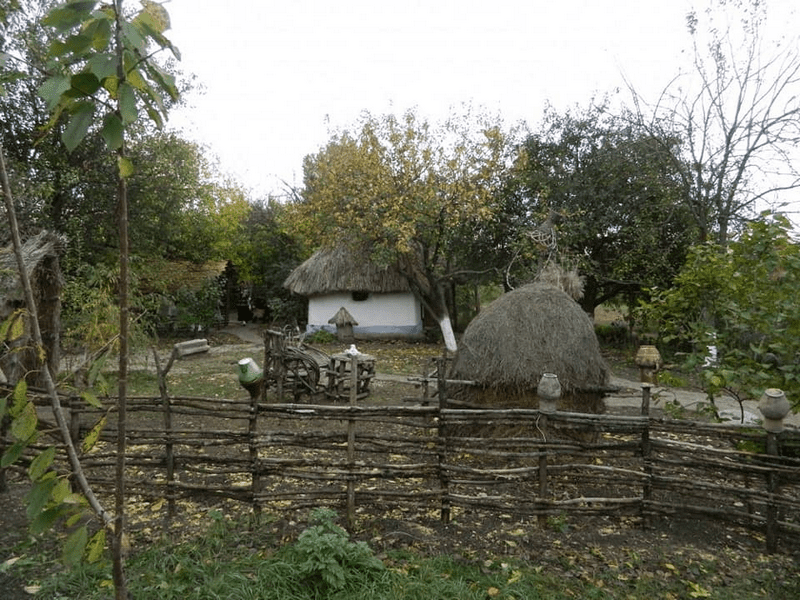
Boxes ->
[450,283,610,412]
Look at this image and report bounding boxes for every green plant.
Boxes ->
[280,507,385,595]
[637,214,800,411]
[662,399,688,420]
[594,322,630,348]
[546,513,570,533]
[657,370,688,388]
[172,278,224,334]
[305,329,337,345]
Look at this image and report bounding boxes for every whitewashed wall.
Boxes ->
[307,292,423,338]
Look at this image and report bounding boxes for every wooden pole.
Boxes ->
[765,431,779,554]
[437,357,450,524]
[346,354,357,528]
[271,331,285,403]
[153,347,177,519]
[537,412,548,527]
[641,384,652,529]
[249,384,261,518]
[163,393,175,519]
[69,394,81,443]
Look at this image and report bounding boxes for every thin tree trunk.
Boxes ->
[112,164,129,598]
[111,3,130,597]
[438,312,458,353]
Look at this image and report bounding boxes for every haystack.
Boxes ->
[449,282,610,413]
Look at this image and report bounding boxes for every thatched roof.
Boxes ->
[284,245,411,295]
[328,306,358,326]
[0,230,65,317]
[0,230,65,385]
[139,260,228,294]
[450,283,610,395]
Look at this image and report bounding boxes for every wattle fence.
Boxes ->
[10,365,800,555]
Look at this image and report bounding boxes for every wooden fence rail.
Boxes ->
[6,369,800,554]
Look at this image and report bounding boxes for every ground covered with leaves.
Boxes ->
[2,332,799,598]
[2,479,799,599]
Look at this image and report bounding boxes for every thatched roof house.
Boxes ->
[0,231,64,385]
[449,282,610,412]
[284,245,423,339]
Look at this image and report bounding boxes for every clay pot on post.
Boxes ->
[237,357,264,399]
[635,345,662,384]
[537,373,561,413]
[759,388,791,433]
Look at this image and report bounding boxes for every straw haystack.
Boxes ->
[284,245,423,339]
[450,282,610,412]
[0,231,65,385]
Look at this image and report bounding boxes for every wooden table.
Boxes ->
[326,352,376,401]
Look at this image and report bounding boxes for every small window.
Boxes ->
[351,290,370,302]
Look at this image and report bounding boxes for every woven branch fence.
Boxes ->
[9,355,800,556]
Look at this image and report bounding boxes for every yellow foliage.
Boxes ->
[295,109,515,269]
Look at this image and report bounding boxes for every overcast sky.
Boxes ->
[162,0,713,198]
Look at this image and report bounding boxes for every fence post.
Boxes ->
[765,431,779,554]
[758,387,790,554]
[248,387,261,517]
[421,359,430,406]
[346,354,357,528]
[437,357,450,524]
[0,412,8,492]
[537,413,548,527]
[265,330,286,403]
[163,393,175,519]
[536,373,560,527]
[640,383,652,529]
[153,347,177,520]
[68,394,81,443]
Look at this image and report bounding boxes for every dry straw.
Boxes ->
[450,282,610,412]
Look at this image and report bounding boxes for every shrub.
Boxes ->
[280,507,385,595]
[594,322,629,348]
[637,214,800,409]
[304,329,337,344]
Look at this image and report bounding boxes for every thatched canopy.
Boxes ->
[450,283,610,399]
[0,230,64,316]
[284,245,411,295]
[328,306,358,326]
[0,231,65,385]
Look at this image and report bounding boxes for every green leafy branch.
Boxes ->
[38,0,179,155]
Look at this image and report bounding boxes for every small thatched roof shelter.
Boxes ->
[284,245,411,295]
[450,282,610,411]
[0,230,65,385]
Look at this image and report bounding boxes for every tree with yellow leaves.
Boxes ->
[294,108,516,351]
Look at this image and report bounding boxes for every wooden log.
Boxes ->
[173,338,210,358]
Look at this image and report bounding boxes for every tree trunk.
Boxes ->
[438,310,458,353]
[429,282,458,352]
[580,276,599,319]
[111,3,129,597]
